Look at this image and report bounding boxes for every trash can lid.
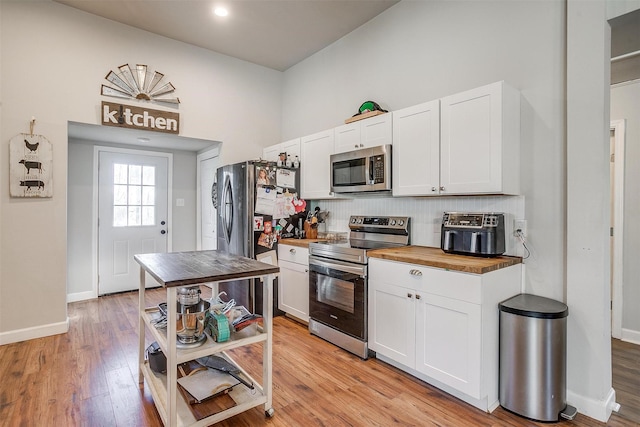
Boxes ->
[499,294,568,319]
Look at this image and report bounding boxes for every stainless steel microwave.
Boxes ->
[330,144,392,193]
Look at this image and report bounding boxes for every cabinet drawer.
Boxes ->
[278,244,309,265]
[369,258,481,304]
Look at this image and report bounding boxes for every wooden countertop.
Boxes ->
[134,250,280,287]
[367,246,521,274]
[279,238,327,248]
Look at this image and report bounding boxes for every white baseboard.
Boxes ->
[0,318,69,345]
[567,387,617,423]
[67,290,97,303]
[621,328,640,345]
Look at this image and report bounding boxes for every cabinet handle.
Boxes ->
[440,186,445,191]
[360,143,364,147]
[289,248,296,254]
[415,294,421,300]
[431,187,436,192]
[354,144,359,148]
[407,293,413,298]
[305,269,309,273]
[409,269,423,276]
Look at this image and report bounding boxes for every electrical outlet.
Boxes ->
[514,219,527,237]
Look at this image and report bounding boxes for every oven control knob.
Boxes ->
[398,220,404,226]
[351,218,357,224]
[357,218,363,224]
[390,219,396,226]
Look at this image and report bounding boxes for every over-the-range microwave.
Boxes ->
[330,144,392,193]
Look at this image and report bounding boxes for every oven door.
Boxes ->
[308,255,367,340]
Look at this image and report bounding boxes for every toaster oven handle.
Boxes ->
[443,229,452,251]
[470,232,479,253]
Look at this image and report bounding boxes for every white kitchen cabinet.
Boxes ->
[392,81,520,197]
[334,113,392,154]
[300,129,334,199]
[392,100,440,196]
[368,257,520,412]
[440,81,520,195]
[262,138,300,164]
[277,244,309,322]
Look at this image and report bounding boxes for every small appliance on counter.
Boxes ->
[441,212,505,257]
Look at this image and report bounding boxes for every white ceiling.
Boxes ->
[53,0,400,72]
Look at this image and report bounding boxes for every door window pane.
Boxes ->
[112,163,156,227]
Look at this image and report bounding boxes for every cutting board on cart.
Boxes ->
[177,360,238,420]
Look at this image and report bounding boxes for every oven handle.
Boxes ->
[309,255,367,278]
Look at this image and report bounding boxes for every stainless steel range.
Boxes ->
[308,215,411,359]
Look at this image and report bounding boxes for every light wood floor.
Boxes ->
[0,288,636,427]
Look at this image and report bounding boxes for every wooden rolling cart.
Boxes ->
[134,250,279,427]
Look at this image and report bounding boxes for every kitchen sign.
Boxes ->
[101,101,180,134]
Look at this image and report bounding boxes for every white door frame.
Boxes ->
[196,146,220,250]
[92,145,173,298]
[610,119,625,339]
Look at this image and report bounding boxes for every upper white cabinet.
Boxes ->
[334,113,392,154]
[392,100,440,196]
[440,81,520,195]
[300,129,334,199]
[392,81,520,197]
[262,138,300,163]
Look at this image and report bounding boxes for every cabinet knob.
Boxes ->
[409,269,423,276]
[354,144,359,148]
[407,293,413,298]
[431,187,436,192]
[440,186,445,191]
[360,143,364,147]
[289,248,296,254]
[415,294,421,300]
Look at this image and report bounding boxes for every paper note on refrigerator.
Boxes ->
[276,168,296,188]
[255,186,277,215]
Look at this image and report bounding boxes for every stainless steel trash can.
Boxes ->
[499,294,569,422]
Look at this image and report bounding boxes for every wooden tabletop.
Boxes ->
[134,250,280,287]
[279,238,327,248]
[367,245,521,274]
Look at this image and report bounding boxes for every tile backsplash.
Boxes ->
[311,195,525,256]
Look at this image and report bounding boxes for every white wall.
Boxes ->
[611,79,640,340]
[283,1,565,297]
[0,1,282,339]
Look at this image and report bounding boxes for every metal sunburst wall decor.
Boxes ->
[101,64,180,105]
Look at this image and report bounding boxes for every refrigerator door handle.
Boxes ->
[222,176,234,244]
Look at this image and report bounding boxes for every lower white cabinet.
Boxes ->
[278,244,309,322]
[368,257,520,412]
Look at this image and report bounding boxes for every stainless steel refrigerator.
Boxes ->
[216,160,302,316]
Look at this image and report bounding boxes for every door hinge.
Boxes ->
[610,227,614,237]
[610,153,615,163]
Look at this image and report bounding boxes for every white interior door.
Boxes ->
[199,155,218,250]
[98,150,169,294]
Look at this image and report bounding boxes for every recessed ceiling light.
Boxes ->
[214,7,228,17]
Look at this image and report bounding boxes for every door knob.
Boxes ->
[160,230,166,235]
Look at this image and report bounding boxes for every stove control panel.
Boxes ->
[349,216,410,231]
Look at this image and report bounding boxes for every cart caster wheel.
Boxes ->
[265,408,275,418]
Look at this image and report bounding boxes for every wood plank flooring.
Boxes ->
[0,288,637,426]
[612,338,640,424]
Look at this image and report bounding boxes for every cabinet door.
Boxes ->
[392,100,440,196]
[263,143,282,162]
[415,293,481,398]
[334,122,361,154]
[300,129,334,199]
[361,113,392,149]
[368,279,416,368]
[278,259,309,322]
[281,138,301,163]
[440,81,504,194]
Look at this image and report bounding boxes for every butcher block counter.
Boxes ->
[367,245,521,274]
[279,238,327,248]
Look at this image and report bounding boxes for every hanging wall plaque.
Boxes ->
[9,133,53,197]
